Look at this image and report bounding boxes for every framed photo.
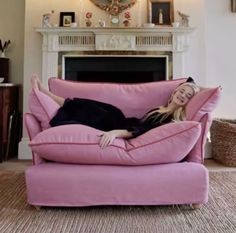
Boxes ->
[59,12,75,27]
[148,0,174,26]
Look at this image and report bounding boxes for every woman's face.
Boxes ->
[171,85,195,106]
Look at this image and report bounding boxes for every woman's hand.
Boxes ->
[99,130,133,149]
[99,130,119,149]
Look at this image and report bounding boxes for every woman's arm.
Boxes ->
[99,130,133,149]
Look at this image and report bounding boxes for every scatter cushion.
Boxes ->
[28,88,60,130]
[29,121,201,165]
[186,87,221,121]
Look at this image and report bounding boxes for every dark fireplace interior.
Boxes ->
[64,56,166,83]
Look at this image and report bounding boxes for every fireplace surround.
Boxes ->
[36,27,194,85]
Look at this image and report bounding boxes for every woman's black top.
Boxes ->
[49,98,173,138]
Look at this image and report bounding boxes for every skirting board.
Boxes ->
[18,137,213,160]
[18,137,32,160]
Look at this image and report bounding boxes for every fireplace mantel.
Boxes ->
[36,27,194,84]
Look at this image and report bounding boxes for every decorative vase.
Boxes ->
[86,19,92,27]
[158,9,163,25]
[123,20,130,27]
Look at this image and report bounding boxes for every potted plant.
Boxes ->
[85,12,93,27]
[123,11,131,27]
[0,39,11,58]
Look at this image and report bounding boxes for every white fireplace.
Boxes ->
[36,27,194,84]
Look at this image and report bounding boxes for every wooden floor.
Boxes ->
[0,158,235,172]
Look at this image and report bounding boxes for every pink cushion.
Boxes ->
[48,78,220,120]
[48,78,186,118]
[186,87,221,121]
[28,88,60,130]
[29,121,201,165]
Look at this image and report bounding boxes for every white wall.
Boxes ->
[205,0,236,118]
[174,0,207,87]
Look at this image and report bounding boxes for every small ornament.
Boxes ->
[110,15,120,27]
[99,19,106,27]
[178,11,190,27]
[0,39,11,58]
[42,10,54,28]
[123,11,131,27]
[158,9,163,25]
[85,12,92,27]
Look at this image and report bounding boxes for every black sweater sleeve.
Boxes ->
[126,111,174,138]
[126,124,156,138]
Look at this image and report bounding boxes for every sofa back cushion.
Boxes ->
[29,121,201,165]
[48,78,185,118]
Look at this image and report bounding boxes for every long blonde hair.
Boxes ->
[143,82,200,123]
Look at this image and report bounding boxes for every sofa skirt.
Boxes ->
[25,162,208,207]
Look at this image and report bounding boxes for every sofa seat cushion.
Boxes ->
[25,162,209,206]
[29,121,201,165]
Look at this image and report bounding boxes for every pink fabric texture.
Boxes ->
[28,88,60,130]
[25,113,45,165]
[29,121,201,165]
[48,78,186,118]
[185,87,221,162]
[24,78,220,207]
[27,79,221,165]
[25,162,209,207]
[186,114,212,163]
[186,87,221,121]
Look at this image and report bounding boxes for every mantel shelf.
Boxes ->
[36,26,194,34]
[36,26,194,53]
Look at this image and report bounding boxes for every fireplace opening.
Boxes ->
[64,56,167,83]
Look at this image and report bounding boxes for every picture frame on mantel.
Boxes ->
[59,12,75,27]
[148,0,174,26]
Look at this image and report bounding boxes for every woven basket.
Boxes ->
[211,119,236,166]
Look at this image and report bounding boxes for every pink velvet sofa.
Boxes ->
[25,78,220,208]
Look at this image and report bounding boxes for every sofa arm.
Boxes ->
[185,113,212,164]
[24,113,46,165]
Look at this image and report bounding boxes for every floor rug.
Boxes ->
[0,171,235,233]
